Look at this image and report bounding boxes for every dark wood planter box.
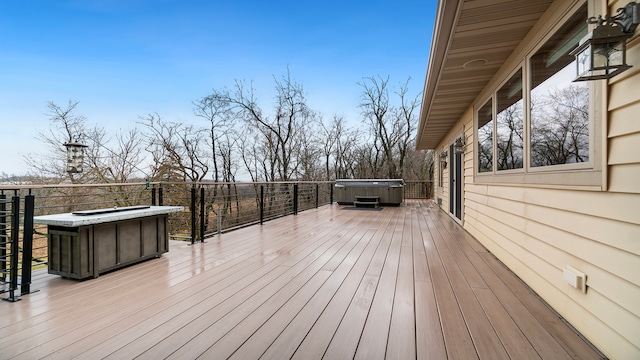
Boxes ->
[35,206,183,280]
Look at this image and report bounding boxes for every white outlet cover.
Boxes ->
[563,265,587,293]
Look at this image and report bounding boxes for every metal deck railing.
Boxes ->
[0,179,431,301]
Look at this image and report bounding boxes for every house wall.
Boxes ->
[434,152,449,212]
[433,109,473,218]
[462,164,640,360]
[434,1,640,358]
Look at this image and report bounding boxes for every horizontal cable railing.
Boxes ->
[0,179,430,297]
[404,180,433,199]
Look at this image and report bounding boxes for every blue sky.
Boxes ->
[0,0,436,176]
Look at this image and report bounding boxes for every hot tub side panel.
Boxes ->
[334,179,404,206]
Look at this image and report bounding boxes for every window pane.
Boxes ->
[530,5,589,167]
[477,100,493,173]
[496,69,524,170]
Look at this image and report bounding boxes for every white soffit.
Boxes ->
[417,0,554,150]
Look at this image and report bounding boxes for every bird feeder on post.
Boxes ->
[64,142,88,173]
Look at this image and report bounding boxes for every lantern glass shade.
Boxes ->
[454,137,465,154]
[64,142,88,173]
[576,46,592,75]
[570,25,632,81]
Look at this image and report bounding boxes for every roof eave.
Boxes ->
[417,0,462,150]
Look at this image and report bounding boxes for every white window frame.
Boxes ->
[474,1,604,190]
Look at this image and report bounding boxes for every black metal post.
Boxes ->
[0,193,6,282]
[330,183,334,204]
[315,184,319,208]
[293,184,298,215]
[151,186,156,206]
[5,195,21,302]
[158,186,164,206]
[21,194,36,295]
[199,186,205,242]
[260,185,264,225]
[190,186,196,245]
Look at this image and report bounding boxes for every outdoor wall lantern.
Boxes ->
[453,137,466,155]
[64,141,88,173]
[439,151,448,169]
[570,1,640,81]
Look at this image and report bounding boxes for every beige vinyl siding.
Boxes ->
[608,164,640,193]
[462,182,640,359]
[608,132,640,165]
[608,93,640,139]
[435,157,450,212]
[461,99,640,357]
[462,120,474,187]
[607,46,640,194]
[434,109,474,217]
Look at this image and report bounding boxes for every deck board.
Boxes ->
[353,209,404,360]
[422,210,480,360]
[0,200,605,360]
[413,209,447,360]
[427,209,510,360]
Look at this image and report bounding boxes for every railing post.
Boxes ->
[151,186,156,206]
[330,183,334,204]
[4,195,21,302]
[260,185,264,225]
[158,186,163,206]
[199,186,205,242]
[293,184,298,215]
[0,193,6,282]
[190,186,196,245]
[315,184,319,208]
[21,193,36,295]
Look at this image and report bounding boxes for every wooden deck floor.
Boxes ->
[0,199,604,359]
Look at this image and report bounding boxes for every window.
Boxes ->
[530,8,589,167]
[477,100,493,173]
[475,3,600,187]
[497,69,524,170]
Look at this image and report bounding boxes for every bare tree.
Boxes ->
[139,113,209,182]
[401,139,433,178]
[319,115,342,180]
[202,69,315,181]
[27,100,147,186]
[352,137,383,178]
[83,128,146,184]
[359,76,393,177]
[26,100,88,182]
[359,76,420,179]
[297,121,323,181]
[394,78,421,176]
[192,72,428,183]
[530,84,589,167]
[496,102,524,170]
[193,94,232,183]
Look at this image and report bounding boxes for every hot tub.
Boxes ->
[334,179,404,206]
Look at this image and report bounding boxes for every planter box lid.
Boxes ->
[34,206,184,227]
